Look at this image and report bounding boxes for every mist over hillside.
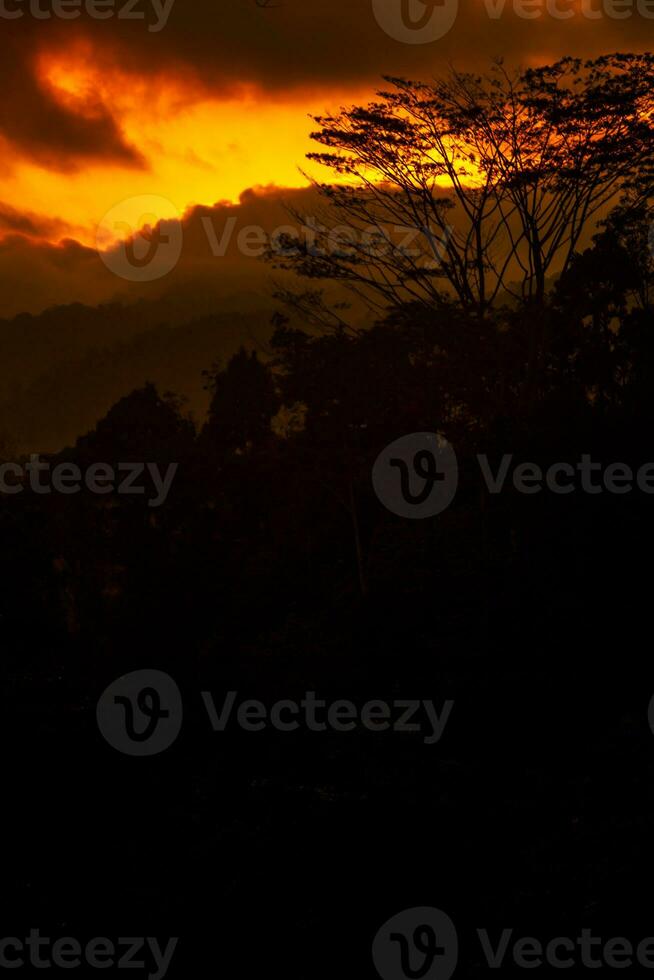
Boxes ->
[0,303,278,453]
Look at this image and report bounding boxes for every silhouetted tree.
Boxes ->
[200,348,280,454]
[73,382,195,463]
[271,55,654,326]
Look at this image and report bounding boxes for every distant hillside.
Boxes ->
[0,302,277,453]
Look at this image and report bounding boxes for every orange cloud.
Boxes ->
[0,42,371,246]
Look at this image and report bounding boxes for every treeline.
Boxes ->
[1,203,653,654]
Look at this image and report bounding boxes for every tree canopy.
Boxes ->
[271,55,654,325]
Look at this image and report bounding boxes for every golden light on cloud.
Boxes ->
[0,43,374,248]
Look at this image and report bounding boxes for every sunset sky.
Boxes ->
[1,0,653,314]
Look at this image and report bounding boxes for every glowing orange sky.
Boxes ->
[1,44,372,247]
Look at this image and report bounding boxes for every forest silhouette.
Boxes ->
[2,53,654,977]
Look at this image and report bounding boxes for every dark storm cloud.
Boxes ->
[0,200,76,237]
[0,30,144,168]
[1,0,653,165]
[0,186,330,317]
[159,0,653,88]
[0,0,654,169]
[0,233,109,316]
[51,0,654,91]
